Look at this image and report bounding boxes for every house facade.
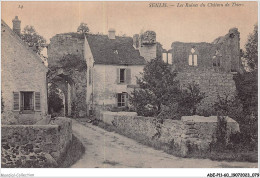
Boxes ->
[85,29,150,112]
[1,18,48,125]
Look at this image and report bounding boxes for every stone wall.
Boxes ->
[100,112,239,156]
[138,44,157,62]
[171,28,241,73]
[48,33,85,67]
[1,117,72,168]
[176,69,236,115]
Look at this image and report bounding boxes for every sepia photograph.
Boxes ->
[1,0,258,176]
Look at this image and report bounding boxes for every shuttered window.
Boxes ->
[117,68,131,84]
[13,92,20,111]
[34,92,41,111]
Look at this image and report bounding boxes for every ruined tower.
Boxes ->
[133,31,157,62]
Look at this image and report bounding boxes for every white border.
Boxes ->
[0,0,259,177]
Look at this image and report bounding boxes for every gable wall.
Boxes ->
[1,24,48,124]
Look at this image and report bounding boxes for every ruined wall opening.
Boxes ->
[48,70,76,117]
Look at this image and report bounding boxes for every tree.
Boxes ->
[77,23,89,34]
[180,82,205,115]
[235,24,258,120]
[20,25,46,55]
[130,58,181,117]
[243,24,258,71]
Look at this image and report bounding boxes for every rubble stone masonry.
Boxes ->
[176,68,236,115]
[1,117,72,168]
[100,112,239,156]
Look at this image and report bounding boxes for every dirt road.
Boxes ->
[71,120,257,168]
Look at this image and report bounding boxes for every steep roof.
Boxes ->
[86,34,146,65]
[1,19,47,70]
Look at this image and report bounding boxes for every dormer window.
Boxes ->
[188,48,198,66]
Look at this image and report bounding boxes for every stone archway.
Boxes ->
[48,69,75,117]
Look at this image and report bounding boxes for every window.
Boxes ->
[162,53,168,63]
[13,91,41,112]
[117,68,131,84]
[21,92,34,111]
[168,53,172,65]
[117,92,128,107]
[162,53,173,65]
[188,48,198,66]
[120,69,126,83]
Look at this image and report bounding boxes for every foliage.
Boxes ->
[130,58,180,117]
[58,54,87,72]
[179,82,205,115]
[48,83,64,115]
[77,23,89,34]
[130,58,205,119]
[213,92,243,117]
[242,24,258,71]
[212,116,228,150]
[20,25,46,54]
[234,72,257,118]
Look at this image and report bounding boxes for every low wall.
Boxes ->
[1,117,72,168]
[100,112,239,156]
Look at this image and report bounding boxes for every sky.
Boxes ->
[1,1,258,50]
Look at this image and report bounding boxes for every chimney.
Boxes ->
[108,28,116,39]
[12,16,21,35]
[133,34,140,49]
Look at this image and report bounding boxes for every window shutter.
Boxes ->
[13,92,20,111]
[125,93,129,107]
[116,93,119,107]
[117,68,120,84]
[35,92,41,111]
[126,69,131,84]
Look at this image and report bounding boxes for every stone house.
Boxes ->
[1,17,48,124]
[48,29,158,116]
[166,28,242,114]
